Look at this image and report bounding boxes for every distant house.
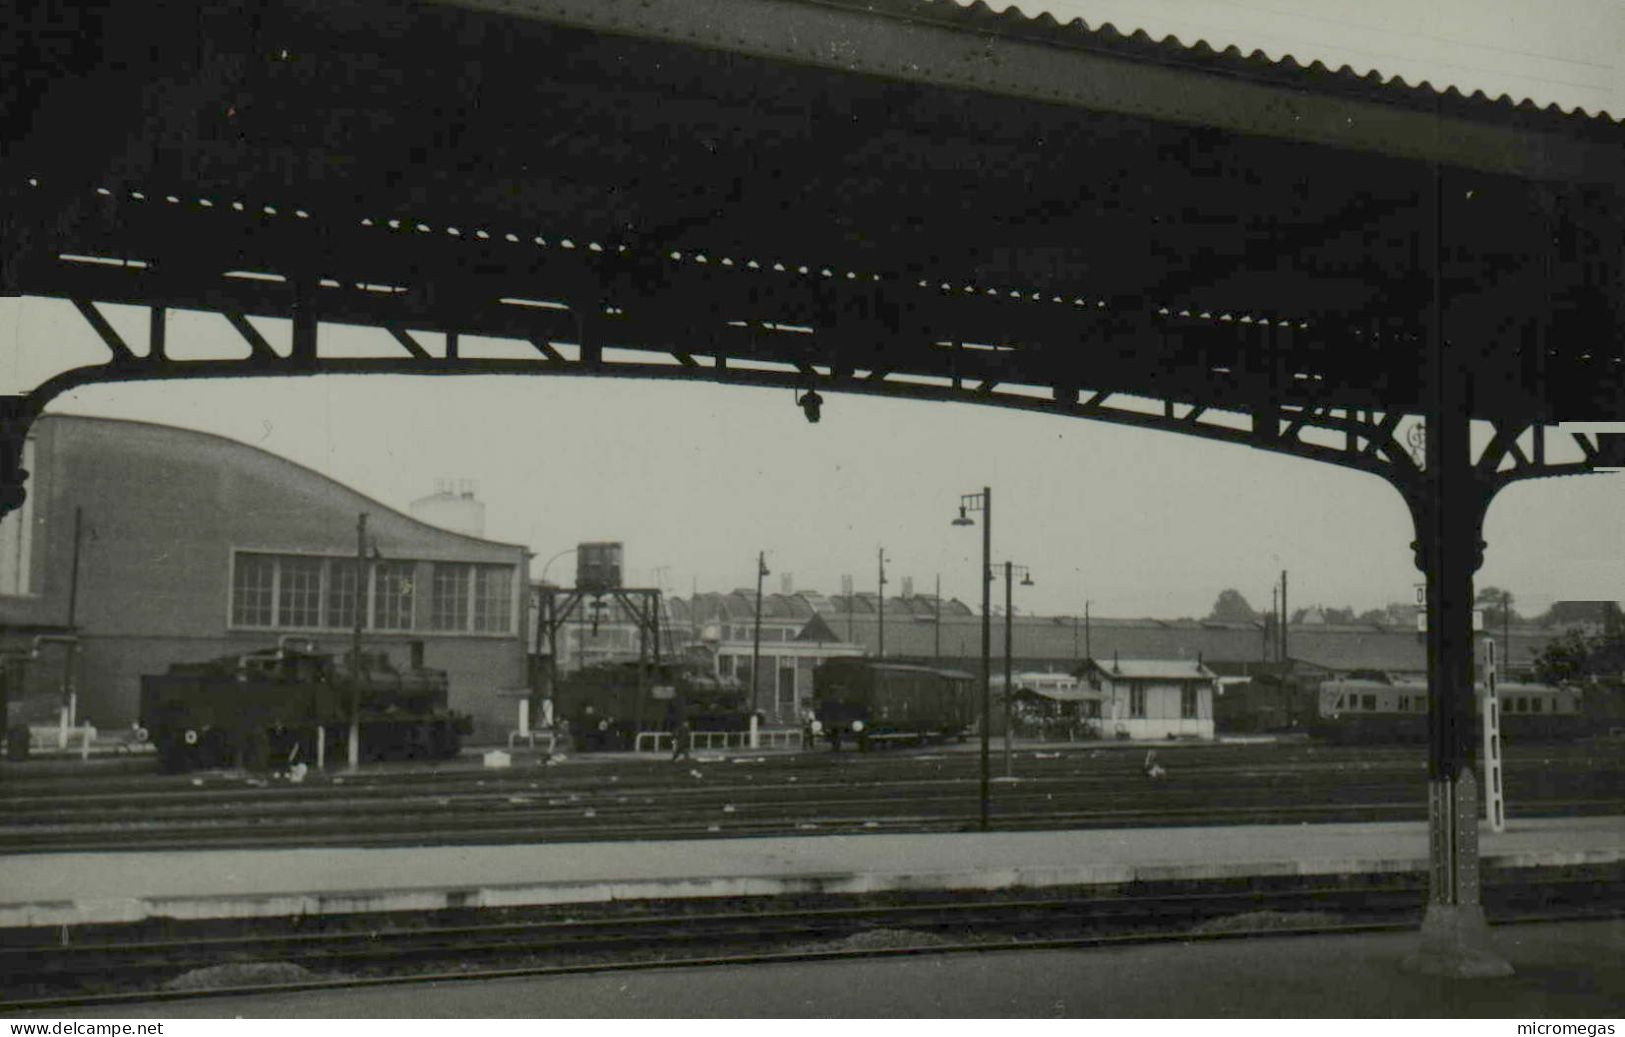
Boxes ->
[1077,657,1217,740]
[668,593,863,723]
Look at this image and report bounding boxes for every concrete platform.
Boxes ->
[2,816,1622,929]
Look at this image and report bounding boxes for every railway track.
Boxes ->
[4,868,1622,1011]
[2,743,1621,853]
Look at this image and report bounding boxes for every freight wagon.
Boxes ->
[811,658,977,751]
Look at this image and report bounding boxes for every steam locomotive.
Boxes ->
[139,639,471,772]
[551,659,752,751]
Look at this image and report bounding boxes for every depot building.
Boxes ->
[0,414,529,737]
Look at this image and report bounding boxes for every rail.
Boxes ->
[634,729,804,753]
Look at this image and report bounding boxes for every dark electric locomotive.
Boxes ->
[1310,676,1588,744]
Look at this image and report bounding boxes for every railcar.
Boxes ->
[552,660,751,750]
[139,639,471,772]
[811,658,977,750]
[1309,676,1588,744]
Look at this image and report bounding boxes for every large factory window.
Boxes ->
[431,563,471,630]
[430,563,512,633]
[232,553,277,627]
[474,566,513,633]
[373,562,416,630]
[327,562,360,629]
[1181,685,1199,719]
[278,557,324,628]
[1129,686,1146,718]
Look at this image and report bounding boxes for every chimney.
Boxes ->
[1112,650,1120,675]
[781,572,794,594]
[902,576,915,598]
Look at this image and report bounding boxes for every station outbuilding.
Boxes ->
[0,415,529,738]
[1078,657,1218,741]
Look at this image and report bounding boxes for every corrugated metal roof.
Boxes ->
[931,0,1621,124]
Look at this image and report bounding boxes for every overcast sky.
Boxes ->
[4,0,1622,621]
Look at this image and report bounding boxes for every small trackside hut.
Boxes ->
[1077,658,1217,741]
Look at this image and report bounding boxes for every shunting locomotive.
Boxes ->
[552,659,752,751]
[139,638,471,772]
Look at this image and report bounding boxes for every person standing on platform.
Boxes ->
[668,698,692,762]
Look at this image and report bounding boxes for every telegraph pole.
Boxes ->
[877,548,887,660]
[751,552,768,715]
[1279,570,1289,663]
[1003,563,1013,778]
[980,490,991,827]
[1270,585,1279,661]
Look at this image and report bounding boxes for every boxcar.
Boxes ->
[811,658,977,750]
[1309,677,1588,744]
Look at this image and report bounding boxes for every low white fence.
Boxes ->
[634,728,804,753]
[506,729,558,753]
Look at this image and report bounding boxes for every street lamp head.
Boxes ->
[952,505,973,527]
[1021,572,1034,587]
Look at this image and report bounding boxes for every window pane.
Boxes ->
[374,561,416,630]
[474,565,513,633]
[232,553,276,627]
[327,559,360,630]
[278,556,324,628]
[431,563,471,631]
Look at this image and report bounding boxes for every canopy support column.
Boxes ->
[1398,167,1512,972]
[1402,433,1508,977]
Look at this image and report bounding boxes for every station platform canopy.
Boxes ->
[3,0,1623,425]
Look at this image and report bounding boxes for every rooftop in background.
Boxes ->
[1081,658,1218,681]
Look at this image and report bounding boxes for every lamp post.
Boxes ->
[349,512,368,771]
[952,488,991,831]
[999,562,1034,778]
[877,548,888,660]
[751,551,769,716]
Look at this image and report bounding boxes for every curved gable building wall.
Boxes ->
[0,415,527,737]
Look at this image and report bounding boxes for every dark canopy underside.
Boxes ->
[3,0,1623,420]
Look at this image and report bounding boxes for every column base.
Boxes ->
[1400,903,1514,979]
